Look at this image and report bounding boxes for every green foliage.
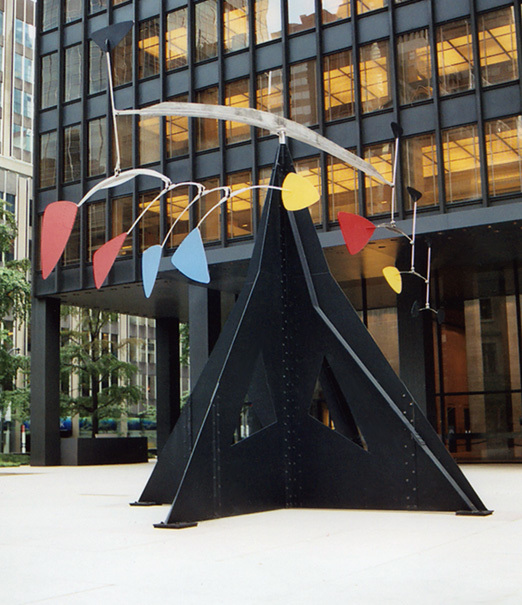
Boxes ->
[180,322,189,366]
[0,453,29,467]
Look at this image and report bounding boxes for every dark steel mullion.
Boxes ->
[188,2,197,232]
[248,0,260,236]
[132,1,139,278]
[54,2,65,290]
[32,0,43,287]
[512,0,522,103]
[315,0,328,231]
[159,2,167,244]
[281,0,290,124]
[350,0,364,217]
[79,0,90,289]
[218,0,227,247]
[469,5,489,208]
[388,2,403,221]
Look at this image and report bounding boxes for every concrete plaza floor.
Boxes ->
[1,462,521,604]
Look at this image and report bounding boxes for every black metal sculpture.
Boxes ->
[139,144,490,526]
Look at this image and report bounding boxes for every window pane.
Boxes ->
[442,124,481,203]
[138,18,160,79]
[42,0,59,31]
[88,202,106,262]
[257,165,273,213]
[64,45,82,102]
[63,219,80,266]
[114,114,133,170]
[166,8,188,70]
[225,79,250,144]
[224,0,249,52]
[89,0,107,14]
[227,171,253,239]
[63,124,82,183]
[40,53,58,109]
[113,30,133,86]
[139,191,160,252]
[65,0,82,23]
[479,7,518,87]
[359,40,390,113]
[289,60,318,126]
[324,50,354,121]
[357,0,388,14]
[195,0,218,62]
[364,142,393,216]
[166,95,189,158]
[397,29,432,104]
[112,196,133,257]
[327,155,358,220]
[39,131,57,189]
[195,87,219,151]
[485,117,522,197]
[295,157,321,224]
[88,118,107,177]
[198,177,221,242]
[402,133,438,209]
[256,69,284,136]
[139,115,161,164]
[437,20,474,96]
[287,0,315,34]
[255,0,281,44]
[89,41,107,95]
[167,185,190,248]
[322,0,350,23]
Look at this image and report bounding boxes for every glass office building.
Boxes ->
[33,0,522,464]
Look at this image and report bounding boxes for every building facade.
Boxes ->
[33,0,522,464]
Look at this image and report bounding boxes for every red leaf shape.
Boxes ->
[41,201,78,279]
[338,212,376,255]
[92,233,128,289]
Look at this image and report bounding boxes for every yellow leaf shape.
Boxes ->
[282,172,320,211]
[383,266,402,294]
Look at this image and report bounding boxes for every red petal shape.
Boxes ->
[92,233,128,289]
[338,212,376,255]
[41,201,78,279]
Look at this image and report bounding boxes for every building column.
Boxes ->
[155,318,180,455]
[30,297,61,466]
[188,285,221,389]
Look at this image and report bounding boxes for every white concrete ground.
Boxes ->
[0,462,520,604]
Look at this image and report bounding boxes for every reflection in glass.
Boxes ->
[198,176,221,242]
[256,69,284,136]
[139,191,160,253]
[227,171,253,239]
[63,219,80,266]
[327,155,358,220]
[195,0,218,62]
[64,45,82,103]
[357,0,387,15]
[442,124,481,203]
[322,0,350,23]
[88,118,107,177]
[287,0,315,34]
[364,142,393,216]
[65,0,82,23]
[39,131,57,189]
[63,124,82,183]
[167,185,190,248]
[114,114,133,171]
[195,87,219,151]
[166,8,188,70]
[225,79,250,144]
[255,0,282,44]
[88,202,106,261]
[89,0,106,13]
[323,50,354,121]
[139,115,161,165]
[485,117,522,197]
[478,7,518,87]
[437,20,474,95]
[113,30,133,86]
[138,18,160,79]
[289,60,318,126]
[42,0,59,31]
[257,165,273,213]
[40,53,58,109]
[359,41,390,113]
[166,95,189,158]
[397,29,432,104]
[295,157,321,225]
[111,195,133,257]
[224,0,249,52]
[89,41,107,95]
[402,133,438,209]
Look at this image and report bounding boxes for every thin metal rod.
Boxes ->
[105,51,121,175]
[425,245,432,309]
[390,136,400,223]
[410,202,417,273]
[128,185,171,234]
[195,187,231,229]
[160,182,206,248]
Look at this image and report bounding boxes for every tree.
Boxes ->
[60,307,145,438]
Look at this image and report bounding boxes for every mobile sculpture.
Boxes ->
[39,23,490,524]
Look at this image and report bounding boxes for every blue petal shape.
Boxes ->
[142,245,163,298]
[171,228,210,284]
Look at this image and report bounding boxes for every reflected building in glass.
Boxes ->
[32,0,522,465]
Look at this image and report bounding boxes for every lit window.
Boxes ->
[359,40,390,113]
[442,124,481,203]
[256,69,284,136]
[195,87,219,151]
[111,196,133,257]
[167,185,190,248]
[322,0,350,23]
[195,0,218,62]
[287,0,315,34]
[225,79,250,144]
[139,191,161,253]
[397,29,432,104]
[324,50,354,121]
[166,95,189,158]
[327,155,358,220]
[364,142,393,216]
[257,165,273,213]
[437,19,474,96]
[224,0,249,52]
[138,115,161,165]
[39,131,57,189]
[63,124,82,183]
[198,176,221,242]
[295,157,321,224]
[88,118,107,177]
[254,0,282,44]
[40,53,58,109]
[402,133,438,209]
[138,18,160,79]
[289,60,318,126]
[357,0,387,15]
[64,45,82,102]
[485,117,522,197]
[113,30,133,86]
[166,8,188,70]
[88,202,106,261]
[478,7,518,87]
[227,171,253,239]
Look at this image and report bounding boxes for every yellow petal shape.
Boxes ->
[383,266,402,294]
[282,172,320,211]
